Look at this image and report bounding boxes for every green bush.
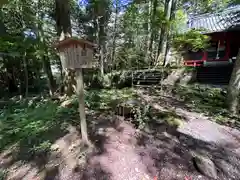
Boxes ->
[84,71,133,89]
[84,70,104,89]
[107,71,133,89]
[173,29,210,51]
[133,105,151,129]
[115,47,147,70]
[0,99,66,159]
[89,74,104,89]
[0,169,6,180]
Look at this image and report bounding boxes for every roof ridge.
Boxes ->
[190,5,240,20]
[188,5,240,33]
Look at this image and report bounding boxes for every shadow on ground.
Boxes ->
[1,87,240,180]
[0,110,118,180]
[0,94,122,180]
[0,88,136,180]
[136,121,240,180]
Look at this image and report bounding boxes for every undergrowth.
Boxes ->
[0,169,6,180]
[0,87,188,164]
[0,98,69,161]
[173,84,240,127]
[0,88,137,160]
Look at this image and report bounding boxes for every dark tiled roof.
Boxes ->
[188,5,240,33]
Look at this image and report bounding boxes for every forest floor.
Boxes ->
[0,85,240,180]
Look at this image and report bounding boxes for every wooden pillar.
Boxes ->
[75,68,89,144]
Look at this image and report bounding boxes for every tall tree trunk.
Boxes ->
[57,56,64,94]
[145,0,152,65]
[37,3,56,96]
[23,52,28,97]
[4,57,18,94]
[111,0,119,71]
[100,45,104,75]
[96,17,104,75]
[0,11,6,36]
[163,0,178,66]
[43,55,55,96]
[55,0,75,96]
[156,0,172,65]
[149,0,158,55]
[97,16,107,76]
[227,48,240,115]
[55,0,72,40]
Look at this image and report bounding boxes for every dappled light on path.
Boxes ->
[1,87,240,179]
[136,87,240,179]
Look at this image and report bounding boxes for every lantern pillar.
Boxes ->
[55,38,95,145]
[75,68,88,143]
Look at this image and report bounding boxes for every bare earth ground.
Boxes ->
[1,88,240,180]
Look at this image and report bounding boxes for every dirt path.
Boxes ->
[83,120,206,180]
[136,88,240,179]
[178,118,240,152]
[1,88,240,180]
[84,121,156,180]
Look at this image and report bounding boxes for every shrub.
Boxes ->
[107,71,133,89]
[84,70,104,89]
[133,105,151,129]
[173,29,210,51]
[0,169,6,180]
[89,74,104,89]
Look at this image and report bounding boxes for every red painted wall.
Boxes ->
[184,31,240,66]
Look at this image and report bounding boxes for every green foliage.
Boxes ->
[173,29,210,51]
[165,115,183,127]
[84,70,134,89]
[0,98,68,159]
[0,0,57,97]
[108,71,133,88]
[172,9,188,34]
[115,47,147,69]
[128,102,184,130]
[0,169,7,180]
[231,0,240,5]
[29,140,52,156]
[61,88,136,113]
[84,72,105,89]
[174,84,225,109]
[133,105,151,129]
[172,84,240,126]
[84,88,136,110]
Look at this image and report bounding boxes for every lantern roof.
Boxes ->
[55,37,96,50]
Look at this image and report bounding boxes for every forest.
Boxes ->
[0,0,240,180]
